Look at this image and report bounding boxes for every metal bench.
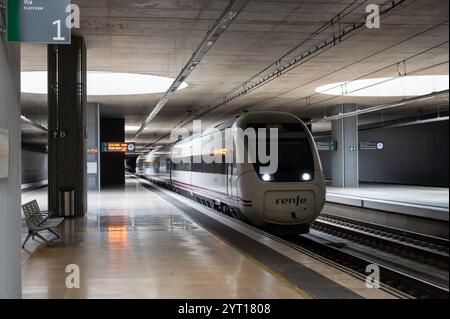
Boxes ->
[22,200,64,248]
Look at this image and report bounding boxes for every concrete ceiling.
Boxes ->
[21,0,449,148]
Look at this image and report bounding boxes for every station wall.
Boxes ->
[0,38,22,298]
[319,120,449,187]
[22,149,48,185]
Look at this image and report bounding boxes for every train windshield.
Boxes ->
[274,138,314,182]
[245,122,315,182]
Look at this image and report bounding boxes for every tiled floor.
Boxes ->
[21,179,308,299]
[327,184,449,209]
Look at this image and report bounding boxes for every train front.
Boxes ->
[233,112,326,234]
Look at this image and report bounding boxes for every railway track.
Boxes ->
[138,176,449,299]
[314,213,449,269]
[287,212,450,299]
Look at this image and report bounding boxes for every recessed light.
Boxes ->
[315,75,448,97]
[21,71,188,96]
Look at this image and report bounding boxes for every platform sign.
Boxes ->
[101,142,135,153]
[0,128,9,179]
[7,0,71,44]
[360,141,384,151]
[316,141,337,151]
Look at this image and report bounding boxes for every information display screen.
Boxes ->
[101,142,135,153]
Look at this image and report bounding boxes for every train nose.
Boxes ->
[263,190,316,224]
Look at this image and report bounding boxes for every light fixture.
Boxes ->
[21,71,188,96]
[315,75,449,97]
[301,173,312,181]
[125,125,148,132]
[133,0,249,140]
[262,174,272,182]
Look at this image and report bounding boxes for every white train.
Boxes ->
[136,112,326,234]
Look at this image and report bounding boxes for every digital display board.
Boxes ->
[101,143,135,153]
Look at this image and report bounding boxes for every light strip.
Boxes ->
[308,90,449,124]
[133,0,249,140]
[380,116,449,129]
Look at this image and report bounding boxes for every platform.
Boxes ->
[20,177,396,299]
[326,184,449,222]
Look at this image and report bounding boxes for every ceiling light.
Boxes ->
[21,71,188,96]
[315,75,449,97]
[125,126,147,132]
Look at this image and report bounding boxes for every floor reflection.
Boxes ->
[20,177,305,299]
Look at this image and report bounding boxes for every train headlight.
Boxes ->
[262,174,272,182]
[301,173,312,181]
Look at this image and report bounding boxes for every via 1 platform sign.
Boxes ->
[7,0,71,44]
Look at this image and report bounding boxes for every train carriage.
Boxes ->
[137,111,326,234]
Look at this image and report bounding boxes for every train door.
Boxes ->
[226,145,237,200]
[226,162,231,196]
[189,144,193,195]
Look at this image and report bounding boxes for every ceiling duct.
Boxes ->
[133,0,249,140]
[21,115,48,132]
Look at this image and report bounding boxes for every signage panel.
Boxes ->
[101,142,136,153]
[359,141,384,151]
[7,0,71,44]
[316,141,337,151]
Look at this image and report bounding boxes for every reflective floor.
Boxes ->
[21,179,308,299]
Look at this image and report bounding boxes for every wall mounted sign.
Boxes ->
[316,141,337,151]
[0,128,10,179]
[7,0,71,44]
[87,162,98,174]
[101,142,135,153]
[360,141,385,151]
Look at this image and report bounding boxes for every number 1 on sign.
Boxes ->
[53,20,66,41]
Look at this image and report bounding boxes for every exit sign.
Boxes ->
[7,0,71,43]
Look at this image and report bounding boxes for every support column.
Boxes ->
[0,29,22,299]
[48,36,87,217]
[100,118,125,186]
[331,105,359,188]
[87,103,100,191]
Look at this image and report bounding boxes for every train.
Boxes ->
[136,111,326,234]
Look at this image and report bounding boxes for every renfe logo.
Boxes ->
[276,195,307,207]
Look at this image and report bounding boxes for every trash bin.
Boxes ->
[59,187,75,217]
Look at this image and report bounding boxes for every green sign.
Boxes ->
[317,141,337,151]
[7,0,71,43]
